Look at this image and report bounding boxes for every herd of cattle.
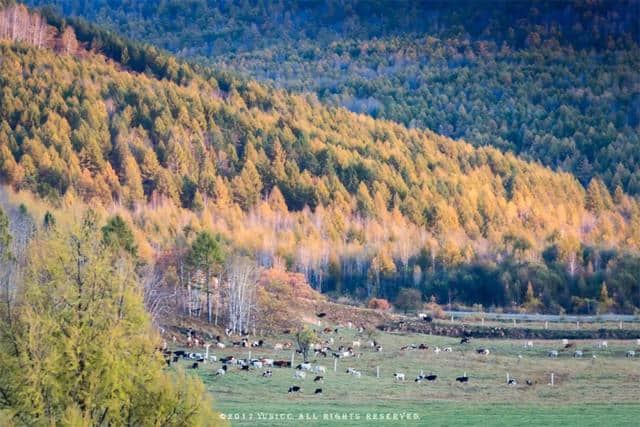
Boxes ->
[161,326,640,396]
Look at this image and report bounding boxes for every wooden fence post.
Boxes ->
[334,358,338,372]
[377,366,380,378]
[291,352,295,369]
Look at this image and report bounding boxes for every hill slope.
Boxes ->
[1,4,640,313]
[24,0,640,195]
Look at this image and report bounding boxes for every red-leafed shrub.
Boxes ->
[368,298,391,311]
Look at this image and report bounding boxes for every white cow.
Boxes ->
[394,373,406,381]
[294,371,306,379]
[314,365,327,374]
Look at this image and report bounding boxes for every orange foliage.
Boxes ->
[367,298,391,311]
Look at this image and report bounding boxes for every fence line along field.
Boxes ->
[166,322,640,426]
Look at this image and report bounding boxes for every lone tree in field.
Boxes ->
[295,327,317,362]
[394,288,423,314]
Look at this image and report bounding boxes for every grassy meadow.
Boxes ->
[173,325,640,426]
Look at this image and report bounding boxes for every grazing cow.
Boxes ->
[294,371,306,380]
[456,374,469,383]
[314,375,324,382]
[216,365,227,375]
[460,337,470,344]
[626,350,636,358]
[172,356,179,363]
[548,350,559,358]
[526,379,534,386]
[241,364,250,371]
[507,378,517,386]
[476,348,490,355]
[288,386,301,394]
[434,347,441,354]
[273,360,291,368]
[598,341,608,349]
[314,365,326,374]
[315,388,323,394]
[444,347,453,352]
[274,343,284,351]
[564,343,575,349]
[418,344,429,350]
[251,360,263,369]
[573,350,584,358]
[425,373,437,381]
[562,339,569,345]
[262,370,273,377]
[341,351,352,358]
[375,345,383,352]
[261,358,274,367]
[352,341,361,348]
[220,356,235,364]
[216,342,225,349]
[296,363,312,371]
[316,312,327,318]
[525,341,534,348]
[394,373,406,381]
[174,350,186,357]
[346,368,361,377]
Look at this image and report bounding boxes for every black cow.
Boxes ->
[314,388,323,394]
[456,375,469,383]
[426,374,437,381]
[460,337,470,344]
[316,313,327,318]
[191,363,199,369]
[288,386,301,394]
[314,375,324,382]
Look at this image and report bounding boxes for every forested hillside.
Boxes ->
[1,3,640,314]
[24,0,640,195]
